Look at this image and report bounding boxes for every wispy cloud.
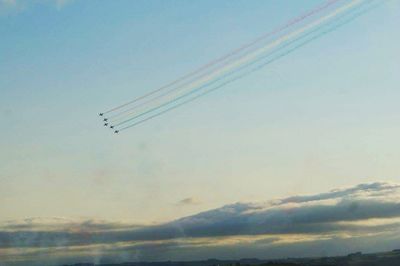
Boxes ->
[176,197,202,206]
[0,0,72,15]
[1,182,400,265]
[277,182,400,205]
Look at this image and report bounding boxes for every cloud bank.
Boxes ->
[1,182,400,265]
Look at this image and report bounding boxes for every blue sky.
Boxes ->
[0,0,400,264]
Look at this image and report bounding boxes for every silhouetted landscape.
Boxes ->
[63,249,400,266]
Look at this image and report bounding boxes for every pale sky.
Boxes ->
[0,0,400,265]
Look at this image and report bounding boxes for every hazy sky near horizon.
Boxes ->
[1,0,400,264]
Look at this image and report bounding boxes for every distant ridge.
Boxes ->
[62,249,400,266]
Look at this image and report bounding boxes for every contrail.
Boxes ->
[100,0,341,116]
[116,0,379,132]
[112,0,365,128]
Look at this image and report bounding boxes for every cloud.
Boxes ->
[1,182,400,265]
[0,0,72,15]
[0,217,143,233]
[276,182,400,205]
[176,197,202,206]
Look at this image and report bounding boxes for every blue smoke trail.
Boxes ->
[117,1,381,132]
[112,1,370,128]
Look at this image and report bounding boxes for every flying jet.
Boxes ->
[110,126,114,129]
[114,130,119,134]
[103,118,108,122]
[99,113,104,116]
[104,123,108,126]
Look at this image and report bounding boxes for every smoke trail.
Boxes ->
[117,1,380,132]
[100,0,341,116]
[109,5,354,126]
[106,0,342,122]
[110,0,363,125]
[113,0,365,128]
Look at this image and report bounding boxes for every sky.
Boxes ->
[0,0,400,265]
